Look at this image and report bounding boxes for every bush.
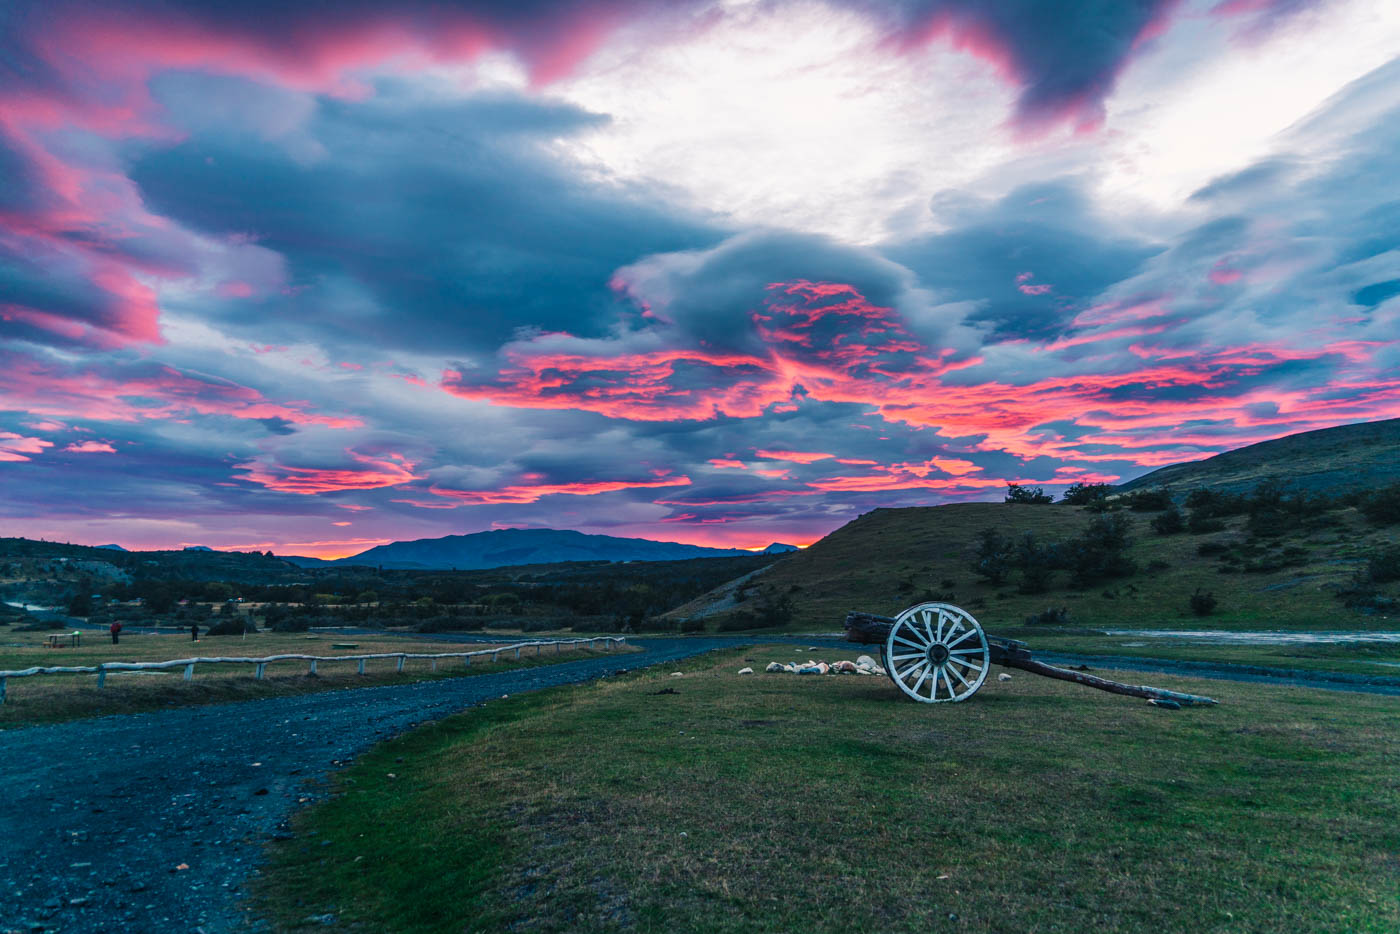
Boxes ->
[270,616,310,633]
[717,591,794,630]
[1125,488,1172,512]
[1187,510,1226,534]
[1065,513,1136,585]
[971,529,1013,585]
[1361,484,1400,525]
[1189,589,1218,616]
[1196,540,1230,556]
[1368,544,1400,583]
[1023,607,1070,626]
[206,615,255,636]
[1151,507,1185,535]
[679,617,707,633]
[1005,484,1053,504]
[1061,482,1113,505]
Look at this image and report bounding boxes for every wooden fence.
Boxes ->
[0,637,626,704]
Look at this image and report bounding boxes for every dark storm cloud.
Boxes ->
[884,181,1160,339]
[129,80,723,356]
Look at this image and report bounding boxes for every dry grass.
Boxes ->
[259,646,1400,933]
[675,502,1400,634]
[0,630,632,727]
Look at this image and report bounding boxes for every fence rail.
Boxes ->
[0,637,626,704]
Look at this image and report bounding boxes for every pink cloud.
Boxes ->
[63,440,117,453]
[0,432,53,462]
[236,451,421,494]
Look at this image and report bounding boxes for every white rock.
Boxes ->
[998,672,1012,682]
[856,655,877,668]
[670,672,684,677]
[765,662,786,673]
[737,667,754,675]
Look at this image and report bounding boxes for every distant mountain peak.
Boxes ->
[763,542,800,553]
[95,543,128,551]
[286,527,766,570]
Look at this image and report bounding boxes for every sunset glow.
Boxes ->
[3,0,1400,554]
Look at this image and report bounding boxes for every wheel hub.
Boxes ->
[927,643,950,665]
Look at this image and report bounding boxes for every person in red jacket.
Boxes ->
[110,621,122,645]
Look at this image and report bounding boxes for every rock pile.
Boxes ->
[763,654,886,676]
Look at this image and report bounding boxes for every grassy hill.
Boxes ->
[669,500,1399,633]
[1119,418,1400,494]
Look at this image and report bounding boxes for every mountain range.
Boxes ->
[284,528,799,570]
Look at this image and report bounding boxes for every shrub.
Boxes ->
[1368,544,1400,584]
[1061,482,1113,505]
[1151,506,1185,535]
[1187,510,1226,534]
[1065,512,1136,585]
[1005,484,1054,504]
[1019,563,1053,595]
[270,616,310,633]
[971,529,1013,585]
[1189,589,1218,616]
[1125,488,1172,512]
[679,617,707,633]
[1023,607,1070,626]
[206,615,254,636]
[1196,540,1230,556]
[1361,484,1400,525]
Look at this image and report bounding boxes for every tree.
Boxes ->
[1151,506,1185,535]
[1066,513,1136,585]
[67,591,94,617]
[1005,484,1053,505]
[1061,482,1113,505]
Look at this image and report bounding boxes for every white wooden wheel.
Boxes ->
[884,602,990,703]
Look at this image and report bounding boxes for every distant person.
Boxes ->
[110,621,122,645]
[191,622,199,642]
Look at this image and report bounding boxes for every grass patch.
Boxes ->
[258,647,1400,933]
[0,630,635,728]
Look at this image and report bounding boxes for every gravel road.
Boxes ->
[0,637,762,934]
[3,634,1395,934]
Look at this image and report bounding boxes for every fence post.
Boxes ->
[1,676,6,705]
[96,665,106,689]
[396,655,405,673]
[357,659,366,675]
[255,663,266,680]
[183,663,194,682]
[464,655,472,668]
[512,648,518,660]
[431,658,438,672]
[309,659,317,675]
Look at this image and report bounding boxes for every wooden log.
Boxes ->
[1000,656,1218,706]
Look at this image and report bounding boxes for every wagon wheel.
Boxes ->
[884,602,990,703]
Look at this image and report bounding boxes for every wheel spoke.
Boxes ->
[896,659,926,682]
[949,647,984,656]
[890,651,925,662]
[946,664,973,689]
[893,634,926,650]
[922,614,937,645]
[945,627,976,649]
[934,611,947,642]
[911,666,932,696]
[958,660,985,673]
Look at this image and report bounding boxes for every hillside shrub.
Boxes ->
[1061,482,1113,505]
[1187,510,1226,534]
[678,617,707,633]
[1189,589,1218,616]
[1065,513,1136,586]
[1005,484,1053,504]
[1361,484,1400,525]
[1023,607,1070,626]
[1151,507,1185,535]
[1196,540,1230,556]
[1126,488,1172,512]
[971,529,1014,585]
[1368,544,1400,584]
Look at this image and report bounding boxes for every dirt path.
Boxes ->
[0,637,742,933]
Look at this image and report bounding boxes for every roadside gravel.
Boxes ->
[0,637,751,933]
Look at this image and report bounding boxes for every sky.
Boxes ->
[3,0,1400,557]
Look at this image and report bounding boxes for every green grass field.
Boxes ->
[258,647,1400,933]
[0,630,633,728]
